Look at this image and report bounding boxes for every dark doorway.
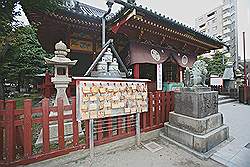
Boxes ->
[69,52,93,77]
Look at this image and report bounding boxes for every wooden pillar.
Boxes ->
[44,71,51,98]
[134,64,140,79]
[6,100,16,162]
[23,99,32,158]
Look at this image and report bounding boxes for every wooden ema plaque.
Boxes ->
[77,80,148,120]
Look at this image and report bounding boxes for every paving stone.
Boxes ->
[229,148,250,167]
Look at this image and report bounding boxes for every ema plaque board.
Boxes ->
[76,80,148,120]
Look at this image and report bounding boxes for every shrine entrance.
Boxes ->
[70,52,93,77]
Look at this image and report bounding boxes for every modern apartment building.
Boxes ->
[195,0,239,68]
[195,5,224,39]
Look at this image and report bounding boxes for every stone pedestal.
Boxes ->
[162,87,229,155]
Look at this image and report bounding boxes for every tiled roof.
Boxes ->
[110,4,225,47]
[63,0,113,19]
[59,1,224,47]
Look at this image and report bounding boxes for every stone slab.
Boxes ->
[165,123,194,148]
[36,121,83,145]
[180,87,211,92]
[193,125,229,153]
[174,91,218,118]
[169,112,223,135]
[165,123,229,153]
[160,132,232,160]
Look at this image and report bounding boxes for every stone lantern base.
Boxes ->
[36,121,84,145]
[161,87,229,158]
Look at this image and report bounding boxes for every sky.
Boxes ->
[18,0,250,59]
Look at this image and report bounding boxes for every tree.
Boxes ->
[0,0,18,100]
[198,52,228,77]
[0,0,63,99]
[5,25,52,92]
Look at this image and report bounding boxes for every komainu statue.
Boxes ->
[184,60,208,87]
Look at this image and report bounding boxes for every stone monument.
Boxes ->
[162,60,229,158]
[36,41,82,144]
[223,61,235,92]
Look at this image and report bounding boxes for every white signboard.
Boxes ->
[157,64,163,90]
[210,77,223,86]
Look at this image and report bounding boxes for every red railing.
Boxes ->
[239,86,250,104]
[0,91,174,166]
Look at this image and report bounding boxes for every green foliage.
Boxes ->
[198,52,228,77]
[1,0,63,53]
[5,25,52,90]
[0,0,63,99]
[0,0,17,37]
[20,0,64,12]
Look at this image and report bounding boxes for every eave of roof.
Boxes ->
[26,0,226,49]
[109,5,225,49]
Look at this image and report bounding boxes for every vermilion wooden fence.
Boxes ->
[0,91,174,166]
[239,86,250,104]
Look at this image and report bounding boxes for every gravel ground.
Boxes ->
[60,138,224,167]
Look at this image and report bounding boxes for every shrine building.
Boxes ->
[26,0,225,92]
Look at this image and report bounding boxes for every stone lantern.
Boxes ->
[36,41,80,144]
[44,41,77,106]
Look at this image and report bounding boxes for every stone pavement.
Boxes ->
[218,95,237,105]
[27,138,224,167]
[211,102,250,167]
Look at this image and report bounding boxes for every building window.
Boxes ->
[207,11,215,17]
[199,23,205,28]
[163,61,179,82]
[213,26,217,30]
[139,64,156,81]
[212,18,217,23]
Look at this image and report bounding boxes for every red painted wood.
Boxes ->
[5,145,85,167]
[170,91,175,111]
[117,116,123,135]
[42,99,50,153]
[23,99,32,158]
[44,71,51,98]
[32,107,42,114]
[126,115,132,134]
[5,100,16,162]
[166,92,171,121]
[0,91,175,166]
[66,87,71,97]
[155,92,159,126]
[161,92,166,123]
[133,64,140,79]
[148,93,153,128]
[57,99,65,150]
[72,97,79,146]
[94,132,135,146]
[0,100,4,160]
[97,119,103,141]
[85,120,89,148]
[107,118,112,139]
